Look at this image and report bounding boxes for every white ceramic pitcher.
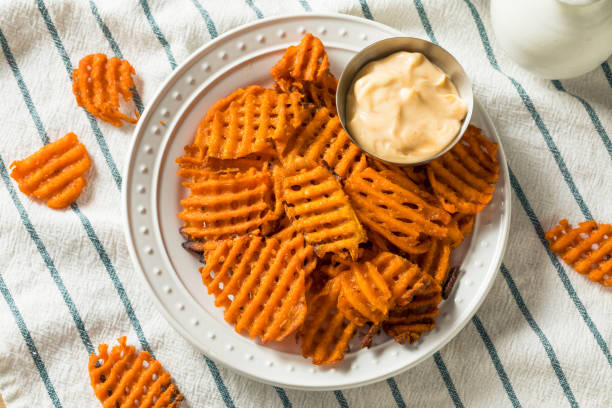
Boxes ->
[491,0,612,79]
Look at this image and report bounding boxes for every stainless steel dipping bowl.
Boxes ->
[336,36,474,166]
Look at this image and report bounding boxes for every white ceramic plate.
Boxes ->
[123,13,511,391]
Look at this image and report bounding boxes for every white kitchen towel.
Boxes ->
[1,0,611,407]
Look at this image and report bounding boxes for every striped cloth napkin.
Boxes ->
[1,1,611,407]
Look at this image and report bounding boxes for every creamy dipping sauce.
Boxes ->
[346,51,468,163]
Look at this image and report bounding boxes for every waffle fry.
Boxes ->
[72,54,138,126]
[301,75,338,112]
[270,33,338,112]
[201,234,313,342]
[446,213,475,249]
[195,86,307,159]
[427,125,499,214]
[271,33,329,85]
[369,159,438,205]
[271,222,318,277]
[176,144,275,183]
[546,219,612,287]
[300,277,357,365]
[282,157,366,259]
[282,107,367,177]
[88,337,183,408]
[178,165,281,241]
[338,261,392,326]
[172,35,502,365]
[370,251,429,308]
[383,275,442,344]
[10,132,90,209]
[270,33,338,109]
[419,239,451,285]
[345,166,451,254]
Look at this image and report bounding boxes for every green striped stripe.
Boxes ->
[464,0,612,370]
[273,387,292,408]
[34,0,122,190]
[471,315,522,407]
[204,357,237,408]
[245,0,264,19]
[334,390,349,408]
[433,352,464,407]
[358,0,373,20]
[0,273,63,407]
[552,80,612,162]
[1,10,152,355]
[139,0,177,69]
[508,167,612,368]
[500,264,577,407]
[0,155,93,354]
[462,0,592,221]
[298,0,311,12]
[386,378,406,408]
[412,0,438,44]
[602,61,612,89]
[191,0,219,39]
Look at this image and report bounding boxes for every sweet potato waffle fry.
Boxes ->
[72,53,138,126]
[337,261,392,326]
[270,33,337,111]
[176,144,275,183]
[418,239,451,285]
[427,125,499,214]
[174,34,498,365]
[369,159,439,205]
[446,213,475,249]
[300,277,357,365]
[10,132,90,209]
[195,86,307,159]
[345,166,451,254]
[88,337,183,408]
[201,234,313,342]
[282,157,366,259]
[546,219,612,287]
[370,251,430,308]
[178,165,281,241]
[282,107,367,177]
[383,275,442,344]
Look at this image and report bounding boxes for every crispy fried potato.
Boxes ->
[271,222,318,277]
[10,132,90,209]
[300,277,357,365]
[382,275,442,344]
[88,337,183,408]
[195,86,306,159]
[72,54,138,126]
[201,234,313,342]
[178,165,281,241]
[338,261,392,326]
[282,157,366,259]
[446,213,475,249]
[369,159,438,205]
[427,125,499,214]
[270,33,337,112]
[546,219,612,287]
[176,144,275,183]
[344,166,451,254]
[281,107,366,178]
[369,251,429,308]
[418,239,451,285]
